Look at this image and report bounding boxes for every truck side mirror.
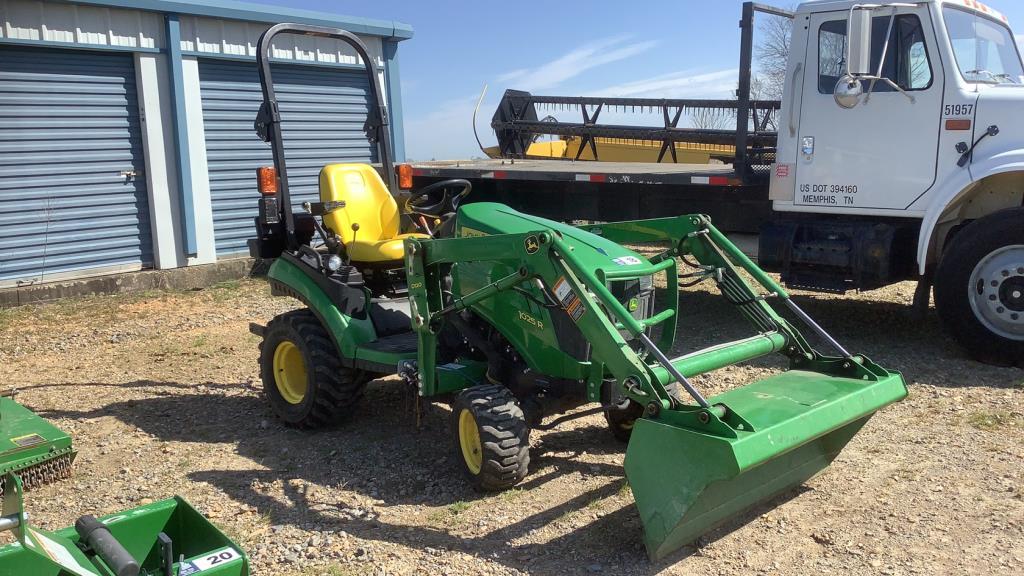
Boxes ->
[847,8,873,76]
[834,7,873,109]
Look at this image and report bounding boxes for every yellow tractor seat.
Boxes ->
[318,163,428,264]
[346,233,425,263]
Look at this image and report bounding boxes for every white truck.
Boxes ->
[403,0,1024,365]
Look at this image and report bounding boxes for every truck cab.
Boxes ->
[769,0,1024,364]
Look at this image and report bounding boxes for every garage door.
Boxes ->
[0,46,152,288]
[199,60,376,256]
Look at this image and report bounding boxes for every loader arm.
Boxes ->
[406,213,906,561]
[406,213,820,421]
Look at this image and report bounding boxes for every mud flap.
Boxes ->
[624,369,907,561]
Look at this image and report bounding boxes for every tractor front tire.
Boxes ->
[451,385,530,492]
[605,401,644,443]
[935,208,1024,366]
[605,383,683,442]
[260,310,369,428]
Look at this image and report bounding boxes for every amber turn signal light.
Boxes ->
[396,164,413,190]
[257,166,278,195]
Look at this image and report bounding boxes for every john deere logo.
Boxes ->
[628,298,640,312]
[524,235,540,254]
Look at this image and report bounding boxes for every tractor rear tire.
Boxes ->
[451,385,530,492]
[260,310,369,428]
[935,208,1024,366]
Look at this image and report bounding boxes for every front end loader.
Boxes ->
[0,393,75,491]
[0,474,248,576]
[247,24,908,561]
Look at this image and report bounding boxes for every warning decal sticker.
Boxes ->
[552,277,586,323]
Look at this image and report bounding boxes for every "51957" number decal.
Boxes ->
[944,103,974,117]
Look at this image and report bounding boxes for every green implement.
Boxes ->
[0,474,249,576]
[0,396,75,490]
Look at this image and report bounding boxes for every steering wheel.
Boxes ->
[404,179,472,218]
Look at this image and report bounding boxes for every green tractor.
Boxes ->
[248,24,908,560]
[0,473,248,575]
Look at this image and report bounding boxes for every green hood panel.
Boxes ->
[457,203,650,273]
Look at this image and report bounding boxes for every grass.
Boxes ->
[426,500,473,527]
[617,480,632,497]
[966,411,1024,431]
[498,488,523,503]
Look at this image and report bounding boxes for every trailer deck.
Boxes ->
[407,158,739,186]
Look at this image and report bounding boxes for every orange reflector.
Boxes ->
[257,166,278,195]
[946,119,972,131]
[397,164,414,190]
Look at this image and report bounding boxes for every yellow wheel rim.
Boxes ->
[272,341,307,405]
[458,409,483,475]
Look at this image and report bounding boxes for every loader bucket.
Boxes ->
[0,397,75,490]
[625,367,907,561]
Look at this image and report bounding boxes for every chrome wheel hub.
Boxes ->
[969,245,1024,340]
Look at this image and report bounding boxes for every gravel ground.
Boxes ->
[0,275,1021,576]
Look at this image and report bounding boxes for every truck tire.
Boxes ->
[451,384,530,491]
[260,310,369,428]
[935,208,1024,366]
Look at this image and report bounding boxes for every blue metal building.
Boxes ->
[0,0,412,287]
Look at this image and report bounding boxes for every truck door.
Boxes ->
[794,8,944,211]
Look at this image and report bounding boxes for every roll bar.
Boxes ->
[254,23,396,248]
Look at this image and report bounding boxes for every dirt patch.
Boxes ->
[1,278,1021,575]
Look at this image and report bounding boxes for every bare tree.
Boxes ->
[754,12,794,100]
[689,106,732,130]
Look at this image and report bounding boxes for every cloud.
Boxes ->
[405,36,659,159]
[501,36,659,92]
[593,68,739,99]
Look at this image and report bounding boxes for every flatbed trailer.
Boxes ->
[405,158,771,234]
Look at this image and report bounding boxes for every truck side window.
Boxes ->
[818,15,933,94]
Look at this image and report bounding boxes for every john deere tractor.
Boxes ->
[247,24,907,560]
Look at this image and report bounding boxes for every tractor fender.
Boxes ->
[915,150,1024,275]
[266,257,377,363]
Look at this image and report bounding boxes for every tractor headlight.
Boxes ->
[326,254,343,272]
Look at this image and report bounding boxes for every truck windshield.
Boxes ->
[944,7,1024,84]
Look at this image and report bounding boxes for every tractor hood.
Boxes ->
[455,203,650,272]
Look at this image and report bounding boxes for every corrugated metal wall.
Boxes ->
[0,46,153,287]
[199,59,375,256]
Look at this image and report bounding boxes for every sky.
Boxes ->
[249,0,1024,161]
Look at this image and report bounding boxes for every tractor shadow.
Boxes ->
[38,377,818,574]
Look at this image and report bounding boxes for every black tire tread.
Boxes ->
[452,384,530,491]
[934,207,1024,366]
[260,309,369,428]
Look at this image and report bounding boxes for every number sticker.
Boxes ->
[944,104,974,117]
[190,547,242,571]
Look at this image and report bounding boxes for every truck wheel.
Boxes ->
[935,208,1024,366]
[260,310,369,428]
[451,385,530,491]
